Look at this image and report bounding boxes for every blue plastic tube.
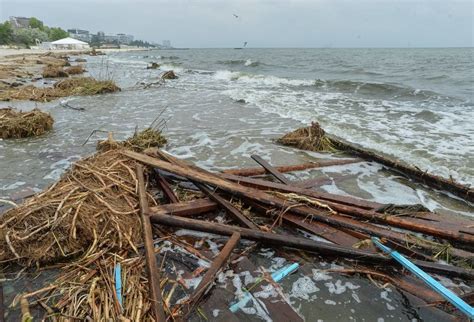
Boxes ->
[229,262,299,313]
[115,263,123,310]
[372,237,473,319]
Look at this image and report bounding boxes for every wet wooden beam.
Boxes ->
[149,212,474,279]
[154,172,179,203]
[136,164,166,322]
[221,173,382,210]
[182,232,241,318]
[251,155,292,185]
[222,158,362,177]
[195,183,259,229]
[328,135,474,202]
[149,198,218,217]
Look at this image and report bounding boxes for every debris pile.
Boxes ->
[42,66,69,78]
[277,121,335,152]
[147,62,160,69]
[0,140,472,320]
[161,70,178,79]
[0,77,120,102]
[0,107,54,139]
[64,65,86,75]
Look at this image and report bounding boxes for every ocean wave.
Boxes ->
[313,79,444,100]
[217,59,261,67]
[213,70,314,87]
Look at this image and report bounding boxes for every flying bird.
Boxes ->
[233,14,239,18]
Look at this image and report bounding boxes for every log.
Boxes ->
[195,183,258,229]
[222,158,362,176]
[149,198,218,217]
[221,173,383,210]
[328,135,474,202]
[154,172,179,203]
[149,212,474,279]
[182,232,241,318]
[251,155,291,184]
[136,165,166,321]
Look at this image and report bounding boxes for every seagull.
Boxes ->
[233,14,239,18]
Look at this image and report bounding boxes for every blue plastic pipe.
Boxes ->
[115,263,123,310]
[229,262,299,313]
[372,237,473,319]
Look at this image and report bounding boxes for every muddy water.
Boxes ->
[1,49,473,321]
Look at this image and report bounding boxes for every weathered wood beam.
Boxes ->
[251,155,292,185]
[154,172,179,203]
[222,158,362,177]
[181,232,241,318]
[149,198,218,217]
[136,164,166,322]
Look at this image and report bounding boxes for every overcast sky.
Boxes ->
[1,0,473,48]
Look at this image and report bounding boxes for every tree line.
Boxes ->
[0,17,69,47]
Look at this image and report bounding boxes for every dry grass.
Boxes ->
[42,66,69,78]
[0,77,120,102]
[0,107,54,139]
[97,128,167,153]
[65,65,86,75]
[277,121,336,152]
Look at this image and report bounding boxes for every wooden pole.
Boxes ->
[136,164,166,322]
[251,155,291,185]
[154,172,180,203]
[222,159,361,177]
[182,232,241,318]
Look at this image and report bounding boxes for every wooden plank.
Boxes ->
[251,155,292,185]
[136,164,166,322]
[149,212,474,279]
[195,183,259,229]
[182,232,241,318]
[154,172,179,203]
[222,158,362,176]
[149,198,218,217]
[221,173,383,210]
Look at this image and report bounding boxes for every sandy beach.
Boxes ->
[0,46,150,58]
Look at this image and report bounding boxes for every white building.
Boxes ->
[45,37,90,50]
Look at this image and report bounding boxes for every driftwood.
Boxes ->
[328,135,474,202]
[136,164,166,321]
[222,158,361,177]
[154,172,179,203]
[181,232,240,318]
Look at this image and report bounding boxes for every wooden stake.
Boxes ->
[136,164,166,322]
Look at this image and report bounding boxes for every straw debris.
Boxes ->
[277,121,336,152]
[0,107,54,139]
[64,65,86,75]
[0,77,120,102]
[42,66,69,78]
[97,128,167,153]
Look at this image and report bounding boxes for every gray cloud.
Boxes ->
[1,0,472,47]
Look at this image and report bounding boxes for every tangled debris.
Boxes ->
[97,128,167,153]
[277,121,336,152]
[161,70,178,80]
[64,65,86,75]
[0,107,54,139]
[147,62,160,69]
[42,66,69,78]
[0,77,120,102]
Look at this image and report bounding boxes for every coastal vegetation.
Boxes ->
[0,17,68,47]
[0,107,54,139]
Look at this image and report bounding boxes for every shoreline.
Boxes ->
[0,46,152,59]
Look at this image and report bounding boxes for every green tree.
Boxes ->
[28,17,44,31]
[48,27,68,41]
[14,28,49,46]
[0,21,13,44]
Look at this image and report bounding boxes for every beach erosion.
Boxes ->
[0,47,473,321]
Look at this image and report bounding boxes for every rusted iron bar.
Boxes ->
[136,164,166,322]
[222,158,362,177]
[154,172,179,203]
[149,198,218,217]
[149,212,473,279]
[328,135,474,202]
[123,151,474,278]
[221,173,382,210]
[251,155,292,185]
[182,232,241,318]
[195,183,259,229]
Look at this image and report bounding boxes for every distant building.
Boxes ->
[104,34,119,43]
[162,40,171,48]
[96,31,105,42]
[117,33,134,44]
[42,37,90,50]
[9,16,30,29]
[68,29,91,42]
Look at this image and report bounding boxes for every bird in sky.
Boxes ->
[233,14,239,18]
